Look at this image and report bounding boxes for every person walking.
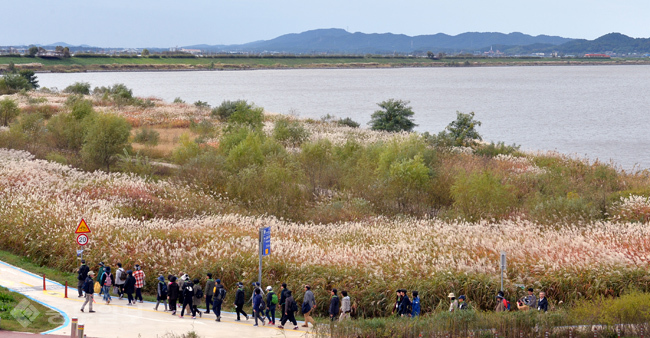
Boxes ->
[115,263,126,299]
[179,276,196,318]
[96,262,105,295]
[77,260,89,298]
[154,275,168,311]
[278,290,298,330]
[448,293,458,312]
[537,292,548,312]
[133,264,145,303]
[392,289,402,315]
[168,276,179,315]
[265,286,277,325]
[495,291,509,312]
[80,271,95,313]
[329,289,340,321]
[340,291,351,321]
[279,283,289,324]
[204,273,215,315]
[458,295,468,310]
[252,288,266,326]
[399,290,411,317]
[411,291,421,317]
[192,278,203,318]
[100,266,113,304]
[234,282,248,321]
[124,270,136,305]
[212,279,226,322]
[302,285,316,328]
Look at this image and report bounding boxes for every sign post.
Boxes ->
[75,219,91,261]
[258,227,271,286]
[500,251,507,291]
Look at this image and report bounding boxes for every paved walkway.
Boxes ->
[0,260,309,337]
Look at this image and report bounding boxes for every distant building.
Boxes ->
[584,54,611,58]
[180,48,202,55]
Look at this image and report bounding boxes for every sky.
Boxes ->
[2,0,648,48]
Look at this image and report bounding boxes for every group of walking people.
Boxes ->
[77,260,146,312]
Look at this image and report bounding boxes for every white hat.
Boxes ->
[448,293,456,298]
[266,286,273,291]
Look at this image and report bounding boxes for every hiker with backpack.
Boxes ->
[278,290,298,330]
[96,262,105,295]
[115,263,126,299]
[253,288,266,326]
[154,275,168,311]
[329,289,340,321]
[179,275,196,318]
[168,276,180,315]
[100,266,113,304]
[411,291,421,317]
[204,273,215,315]
[265,286,278,325]
[340,291,352,321]
[192,278,203,317]
[495,291,510,312]
[124,270,136,305]
[458,295,468,310]
[234,282,248,321]
[279,283,289,324]
[80,271,95,313]
[212,279,226,322]
[77,260,89,298]
[133,264,145,303]
[302,284,316,328]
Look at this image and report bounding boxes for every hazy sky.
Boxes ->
[2,0,647,47]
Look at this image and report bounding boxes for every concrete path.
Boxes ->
[0,260,310,338]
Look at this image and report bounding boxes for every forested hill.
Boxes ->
[186,28,573,54]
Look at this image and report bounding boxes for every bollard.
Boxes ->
[77,323,84,338]
[65,281,68,298]
[43,274,46,291]
[617,326,621,338]
[545,331,549,338]
[569,328,573,338]
[641,327,644,338]
[594,327,598,338]
[71,317,77,338]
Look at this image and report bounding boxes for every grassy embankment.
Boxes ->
[0,86,650,336]
[0,55,647,72]
[0,284,64,333]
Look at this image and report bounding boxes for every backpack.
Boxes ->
[215,287,227,301]
[270,292,279,305]
[503,298,511,311]
[301,302,311,314]
[160,281,168,295]
[104,273,112,287]
[258,299,266,311]
[290,300,298,313]
[195,287,204,299]
[119,269,127,282]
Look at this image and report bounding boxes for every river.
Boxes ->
[37,65,650,170]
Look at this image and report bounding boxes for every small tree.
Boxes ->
[0,98,20,126]
[368,99,417,132]
[18,70,39,89]
[142,49,150,56]
[446,111,482,146]
[28,46,38,57]
[82,113,132,172]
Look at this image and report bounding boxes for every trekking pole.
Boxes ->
[71,317,77,338]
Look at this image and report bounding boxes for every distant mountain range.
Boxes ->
[185,28,574,54]
[8,29,650,56]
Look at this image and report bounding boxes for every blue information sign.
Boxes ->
[262,227,271,256]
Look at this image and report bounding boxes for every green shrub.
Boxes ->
[189,119,216,138]
[226,101,264,130]
[172,133,201,165]
[63,82,91,95]
[445,111,482,147]
[193,100,210,108]
[272,117,310,147]
[173,97,185,104]
[0,97,20,127]
[474,141,522,157]
[211,100,251,121]
[0,73,33,94]
[46,112,89,151]
[65,95,95,120]
[368,99,417,132]
[451,169,517,221]
[337,117,360,128]
[82,113,132,171]
[133,128,160,147]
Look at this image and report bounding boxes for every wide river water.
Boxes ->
[38,65,650,170]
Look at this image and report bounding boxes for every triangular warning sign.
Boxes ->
[75,219,91,234]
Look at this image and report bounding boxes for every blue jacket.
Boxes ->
[253,294,263,311]
[411,296,421,317]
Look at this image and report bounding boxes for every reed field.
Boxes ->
[1,85,650,335]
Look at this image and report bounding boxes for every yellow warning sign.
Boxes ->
[75,219,91,234]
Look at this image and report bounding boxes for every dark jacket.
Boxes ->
[193,285,203,306]
[399,295,411,315]
[205,279,215,297]
[157,281,168,300]
[214,283,226,301]
[78,264,89,281]
[329,295,340,316]
[266,291,276,308]
[458,302,468,310]
[537,297,548,312]
[124,275,136,294]
[285,295,296,314]
[182,281,195,300]
[280,288,289,306]
[235,288,245,306]
[82,276,94,294]
[168,282,180,301]
[253,294,263,311]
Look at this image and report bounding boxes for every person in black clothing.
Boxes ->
[537,292,549,312]
[180,276,196,318]
[279,283,289,324]
[329,289,340,321]
[399,290,412,317]
[212,279,226,321]
[124,270,136,305]
[278,290,298,330]
[77,260,89,297]
[234,282,248,321]
[168,276,180,315]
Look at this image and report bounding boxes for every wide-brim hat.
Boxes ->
[448,293,456,298]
